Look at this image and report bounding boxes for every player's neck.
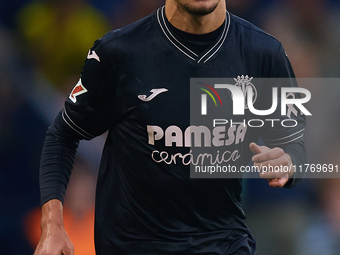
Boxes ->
[165,0,226,35]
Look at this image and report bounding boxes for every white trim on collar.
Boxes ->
[156,6,230,64]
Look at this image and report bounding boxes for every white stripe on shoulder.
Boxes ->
[265,128,305,142]
[266,133,305,146]
[62,109,94,140]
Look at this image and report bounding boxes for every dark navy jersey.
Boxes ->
[40,7,306,255]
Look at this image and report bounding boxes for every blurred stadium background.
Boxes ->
[0,0,340,254]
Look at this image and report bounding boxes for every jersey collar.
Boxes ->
[156,6,231,64]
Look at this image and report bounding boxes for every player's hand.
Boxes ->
[34,223,74,255]
[34,199,74,255]
[249,142,293,188]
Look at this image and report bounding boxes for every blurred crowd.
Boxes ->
[0,0,339,254]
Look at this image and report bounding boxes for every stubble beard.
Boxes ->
[175,0,220,16]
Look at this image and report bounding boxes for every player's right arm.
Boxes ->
[35,36,118,254]
[34,200,74,255]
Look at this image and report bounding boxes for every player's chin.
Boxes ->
[186,0,221,15]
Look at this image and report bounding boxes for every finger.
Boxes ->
[253,155,289,169]
[259,170,289,179]
[267,178,289,188]
[249,142,263,155]
[252,147,284,163]
[63,245,75,255]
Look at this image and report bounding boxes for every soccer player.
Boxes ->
[34,0,307,254]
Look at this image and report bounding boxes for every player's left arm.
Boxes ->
[255,42,308,188]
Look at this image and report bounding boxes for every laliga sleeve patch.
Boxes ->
[87,49,101,62]
[69,79,88,103]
